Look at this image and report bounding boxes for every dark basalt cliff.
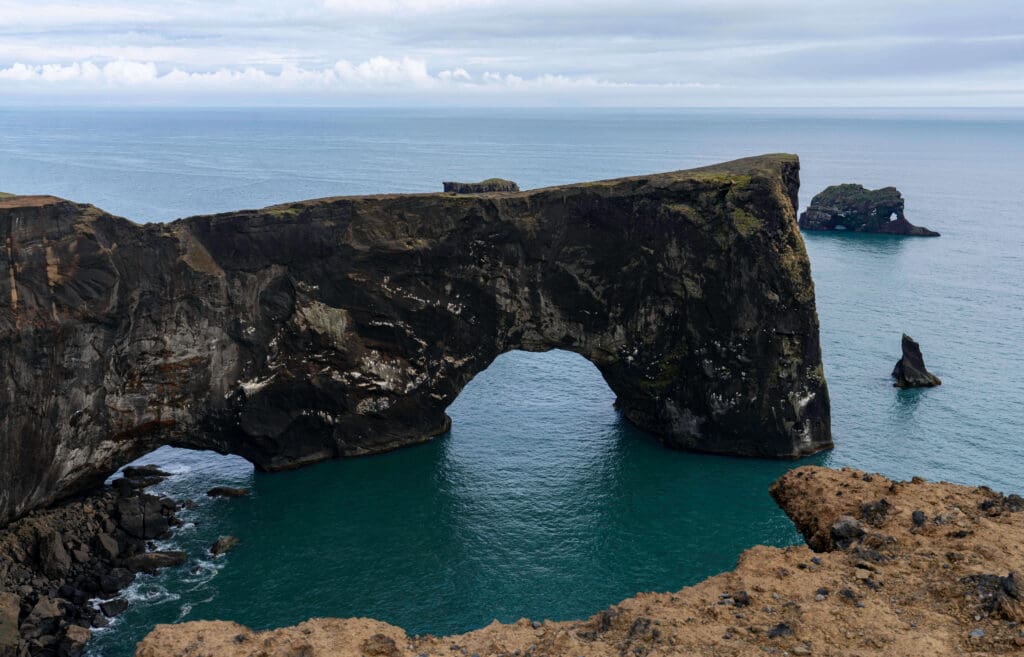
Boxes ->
[799,184,940,236]
[0,154,831,526]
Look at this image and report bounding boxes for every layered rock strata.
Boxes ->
[137,466,1024,657]
[0,154,831,526]
[799,184,940,236]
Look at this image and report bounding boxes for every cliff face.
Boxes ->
[0,154,831,526]
[799,184,940,236]
[136,466,1024,656]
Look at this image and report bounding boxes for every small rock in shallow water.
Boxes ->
[207,487,249,498]
[100,598,129,618]
[123,550,188,574]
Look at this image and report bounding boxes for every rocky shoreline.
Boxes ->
[137,466,1024,656]
[0,467,184,657]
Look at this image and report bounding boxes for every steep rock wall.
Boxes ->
[0,154,831,525]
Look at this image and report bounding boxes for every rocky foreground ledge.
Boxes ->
[137,466,1024,656]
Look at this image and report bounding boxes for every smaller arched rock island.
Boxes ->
[0,154,831,526]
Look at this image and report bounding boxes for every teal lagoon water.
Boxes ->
[0,108,1021,655]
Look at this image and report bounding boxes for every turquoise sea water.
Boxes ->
[0,109,1021,656]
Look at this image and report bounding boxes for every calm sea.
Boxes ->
[0,108,1021,656]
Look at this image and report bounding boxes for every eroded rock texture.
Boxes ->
[799,184,940,236]
[0,154,831,525]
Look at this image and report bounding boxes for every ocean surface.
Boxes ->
[0,108,1021,656]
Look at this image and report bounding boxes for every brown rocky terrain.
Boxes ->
[137,466,1024,657]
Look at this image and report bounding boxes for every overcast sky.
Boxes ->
[1,0,1022,106]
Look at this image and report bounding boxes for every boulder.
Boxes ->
[39,531,71,579]
[830,515,865,549]
[99,598,129,618]
[123,551,187,574]
[95,533,119,560]
[61,624,91,657]
[892,334,942,388]
[0,593,19,657]
[99,568,135,595]
[116,495,171,539]
[799,184,939,236]
[21,597,62,640]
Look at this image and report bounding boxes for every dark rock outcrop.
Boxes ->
[799,184,939,236]
[0,476,182,656]
[442,178,519,193]
[892,334,942,388]
[210,536,240,556]
[0,154,831,526]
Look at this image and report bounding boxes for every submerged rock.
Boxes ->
[122,551,187,574]
[892,334,942,388]
[799,184,939,236]
[0,154,831,527]
[210,536,240,556]
[207,487,249,499]
[442,178,519,193]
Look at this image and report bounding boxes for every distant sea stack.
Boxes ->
[442,178,519,193]
[799,184,939,236]
[892,334,942,388]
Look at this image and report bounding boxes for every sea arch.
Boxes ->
[0,154,831,525]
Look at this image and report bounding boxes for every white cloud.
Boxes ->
[0,57,710,95]
[0,0,1021,105]
[321,0,496,14]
